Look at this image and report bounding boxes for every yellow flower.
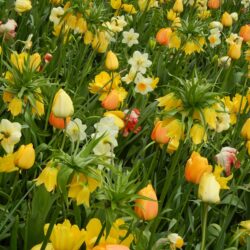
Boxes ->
[75,16,87,34]
[198,172,220,203]
[167,9,177,21]
[92,31,109,53]
[8,97,22,116]
[168,233,184,249]
[122,4,137,14]
[50,0,63,5]
[105,50,119,71]
[190,123,207,145]
[221,12,233,27]
[203,107,217,129]
[0,46,2,55]
[110,0,122,9]
[240,220,250,230]
[104,111,125,129]
[157,92,183,111]
[213,165,233,189]
[173,0,183,13]
[14,143,35,170]
[52,89,74,118]
[138,0,158,11]
[31,243,54,250]
[15,0,32,13]
[36,163,59,192]
[0,154,18,173]
[241,118,250,140]
[32,99,45,116]
[84,30,94,44]
[246,141,250,155]
[228,43,242,60]
[169,33,181,49]
[68,172,100,206]
[44,220,86,250]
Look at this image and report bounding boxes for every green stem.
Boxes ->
[201,203,209,250]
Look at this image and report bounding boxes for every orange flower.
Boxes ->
[185,152,212,184]
[156,28,172,46]
[151,121,170,144]
[101,90,120,110]
[49,112,70,129]
[134,184,158,221]
[239,24,250,42]
[207,0,220,9]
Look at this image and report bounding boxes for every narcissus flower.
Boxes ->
[128,51,152,74]
[167,233,184,249]
[122,28,139,47]
[14,143,35,169]
[36,162,59,192]
[52,89,74,118]
[44,220,86,250]
[215,147,240,176]
[0,119,22,153]
[104,111,125,129]
[66,118,87,142]
[185,152,212,184]
[198,172,220,203]
[134,184,158,220]
[15,0,32,13]
[105,51,119,71]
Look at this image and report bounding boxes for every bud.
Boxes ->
[151,121,170,144]
[105,50,119,71]
[185,152,212,184]
[230,12,238,22]
[44,53,53,63]
[15,0,32,13]
[101,90,120,110]
[228,43,241,60]
[156,28,172,46]
[241,118,250,140]
[221,12,233,27]
[135,184,158,220]
[239,24,250,42]
[173,0,183,13]
[208,0,220,9]
[52,89,74,118]
[49,112,70,129]
[14,144,35,169]
[198,172,220,203]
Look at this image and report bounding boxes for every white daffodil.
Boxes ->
[66,118,87,142]
[134,73,153,95]
[128,51,152,74]
[121,69,137,84]
[122,28,139,47]
[0,119,22,153]
[49,7,64,25]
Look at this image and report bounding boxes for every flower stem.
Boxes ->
[201,203,208,250]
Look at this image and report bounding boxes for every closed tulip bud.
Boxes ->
[198,172,220,203]
[102,90,120,110]
[221,12,233,27]
[49,112,70,129]
[44,53,53,63]
[156,28,172,46]
[15,144,35,169]
[151,121,170,144]
[185,152,212,184]
[228,43,241,60]
[52,89,74,118]
[135,184,158,220]
[239,24,250,42]
[173,0,183,13]
[241,118,250,140]
[208,0,220,9]
[15,0,32,13]
[105,50,119,71]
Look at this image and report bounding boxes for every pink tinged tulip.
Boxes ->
[0,19,17,39]
[215,147,240,176]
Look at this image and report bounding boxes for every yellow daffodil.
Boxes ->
[0,154,18,173]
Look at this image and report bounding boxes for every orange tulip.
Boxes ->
[239,24,250,42]
[156,28,172,46]
[135,184,158,221]
[151,121,170,144]
[185,152,212,184]
[49,112,70,129]
[208,0,220,9]
[101,89,120,110]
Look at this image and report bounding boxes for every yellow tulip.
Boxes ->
[52,89,74,118]
[105,51,119,71]
[241,118,250,140]
[228,43,241,60]
[246,141,250,155]
[198,172,220,203]
[15,0,32,13]
[14,144,35,170]
[221,12,233,27]
[173,0,183,13]
[104,111,125,129]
